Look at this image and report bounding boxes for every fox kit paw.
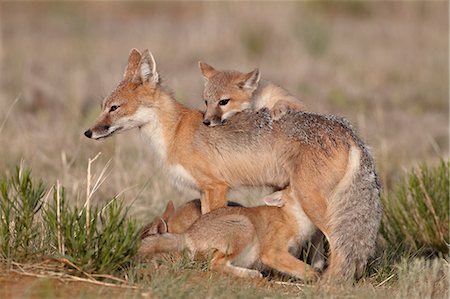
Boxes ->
[263,191,284,207]
[246,269,264,279]
[270,104,289,121]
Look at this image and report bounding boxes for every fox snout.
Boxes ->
[202,116,224,127]
[83,124,113,140]
[84,125,109,139]
[84,129,93,138]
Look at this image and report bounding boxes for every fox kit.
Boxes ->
[199,62,305,127]
[140,198,326,272]
[140,199,242,239]
[139,191,319,281]
[84,49,381,282]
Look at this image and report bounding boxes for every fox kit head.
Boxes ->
[199,62,260,127]
[140,201,175,239]
[84,49,160,139]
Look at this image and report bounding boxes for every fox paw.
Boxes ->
[263,191,284,207]
[246,269,264,279]
[270,105,289,121]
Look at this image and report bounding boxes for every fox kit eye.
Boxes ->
[109,105,119,112]
[219,99,230,106]
[205,100,208,106]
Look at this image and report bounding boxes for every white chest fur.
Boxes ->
[167,164,199,192]
[139,108,168,162]
[139,109,199,192]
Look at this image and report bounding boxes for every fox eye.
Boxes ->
[205,100,208,106]
[219,99,230,106]
[109,105,119,112]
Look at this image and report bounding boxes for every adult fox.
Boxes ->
[84,49,382,281]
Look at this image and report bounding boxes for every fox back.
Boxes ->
[141,199,243,239]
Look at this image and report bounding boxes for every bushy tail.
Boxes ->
[138,233,186,257]
[325,145,382,281]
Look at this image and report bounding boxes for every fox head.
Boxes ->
[140,201,175,239]
[84,49,160,139]
[199,62,260,127]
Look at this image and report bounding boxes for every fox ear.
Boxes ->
[238,68,260,92]
[199,62,217,80]
[157,218,168,234]
[124,48,142,80]
[133,49,159,85]
[162,200,175,221]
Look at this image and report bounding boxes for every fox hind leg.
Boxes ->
[211,251,262,278]
[309,231,327,272]
[261,247,318,282]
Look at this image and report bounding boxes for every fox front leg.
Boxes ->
[270,100,304,121]
[200,184,229,214]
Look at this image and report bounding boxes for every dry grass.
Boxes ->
[1,254,448,299]
[0,1,448,298]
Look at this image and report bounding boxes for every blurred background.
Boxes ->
[0,2,448,220]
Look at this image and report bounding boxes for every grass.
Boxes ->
[0,161,448,298]
[380,159,449,256]
[0,166,46,261]
[1,165,140,277]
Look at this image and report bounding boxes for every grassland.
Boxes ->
[0,1,448,298]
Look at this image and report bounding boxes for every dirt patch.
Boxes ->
[0,271,140,299]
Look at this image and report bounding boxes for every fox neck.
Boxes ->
[138,86,201,192]
[139,87,185,161]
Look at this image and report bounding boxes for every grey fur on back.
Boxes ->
[250,109,382,280]
[284,109,382,280]
[290,110,382,280]
[198,108,382,280]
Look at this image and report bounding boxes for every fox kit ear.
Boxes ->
[238,68,260,92]
[133,49,159,85]
[157,218,168,234]
[124,48,142,80]
[199,62,217,80]
[162,200,175,222]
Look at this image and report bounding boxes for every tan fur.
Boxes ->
[85,49,381,281]
[140,199,202,239]
[140,199,326,272]
[139,191,318,281]
[199,62,305,126]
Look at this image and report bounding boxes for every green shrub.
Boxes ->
[0,165,140,277]
[380,159,449,256]
[0,166,46,260]
[43,188,140,274]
